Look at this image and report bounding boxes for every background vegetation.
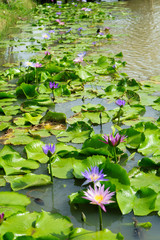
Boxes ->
[0,0,36,37]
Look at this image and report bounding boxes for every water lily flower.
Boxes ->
[104,27,110,31]
[78,27,83,31]
[73,56,83,63]
[102,133,126,147]
[85,8,92,12]
[81,7,92,11]
[42,144,55,157]
[56,19,65,25]
[99,32,104,36]
[33,62,42,68]
[24,61,34,67]
[42,33,51,39]
[116,99,125,107]
[0,213,4,224]
[59,21,65,25]
[66,28,72,33]
[49,82,59,89]
[81,166,108,186]
[57,1,62,5]
[83,184,115,212]
[45,51,51,55]
[77,51,86,58]
[49,30,55,34]
[56,19,61,23]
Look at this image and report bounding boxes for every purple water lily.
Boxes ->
[33,62,42,68]
[81,166,108,186]
[99,32,104,36]
[66,28,72,33]
[116,99,126,107]
[49,82,59,89]
[102,133,126,147]
[78,27,83,31]
[57,1,62,5]
[49,30,55,34]
[0,213,4,224]
[83,184,115,212]
[77,51,86,58]
[42,144,56,157]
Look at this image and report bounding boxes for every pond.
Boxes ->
[0,0,160,239]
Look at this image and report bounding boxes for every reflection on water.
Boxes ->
[108,0,160,80]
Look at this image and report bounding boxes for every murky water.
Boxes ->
[0,0,160,239]
[106,0,160,81]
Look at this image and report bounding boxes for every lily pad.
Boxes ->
[5,173,51,191]
[55,122,93,143]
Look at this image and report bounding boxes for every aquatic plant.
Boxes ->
[42,144,56,182]
[116,99,125,125]
[83,184,115,230]
[102,133,126,147]
[81,166,108,186]
[49,81,59,101]
[42,33,51,39]
[101,133,126,163]
[0,213,4,225]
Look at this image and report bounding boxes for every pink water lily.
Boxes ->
[101,133,126,147]
[73,56,83,63]
[83,184,115,212]
[0,213,4,224]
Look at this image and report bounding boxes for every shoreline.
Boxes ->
[0,0,36,38]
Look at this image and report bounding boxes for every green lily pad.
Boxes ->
[0,192,31,218]
[56,122,93,143]
[16,83,38,99]
[0,211,73,239]
[69,228,124,240]
[5,173,51,191]
[25,140,50,163]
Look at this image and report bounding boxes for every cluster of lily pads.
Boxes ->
[0,0,159,239]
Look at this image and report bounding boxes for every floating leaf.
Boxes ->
[5,173,51,191]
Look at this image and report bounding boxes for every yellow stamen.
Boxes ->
[94,194,104,203]
[90,174,99,181]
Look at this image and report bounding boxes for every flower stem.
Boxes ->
[49,157,53,182]
[117,108,120,125]
[51,89,55,101]
[98,206,103,231]
[113,146,118,163]
[35,68,38,85]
